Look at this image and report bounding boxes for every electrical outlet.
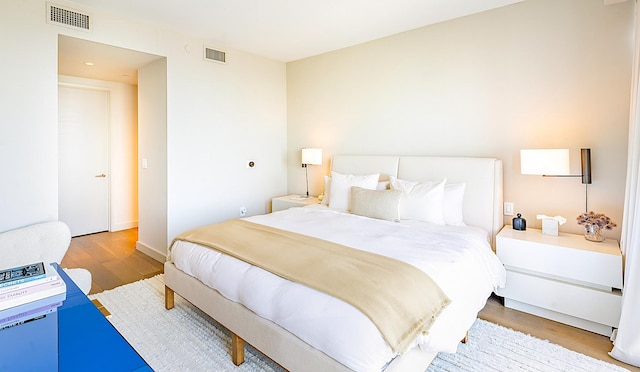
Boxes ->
[240,207,247,217]
[503,202,514,216]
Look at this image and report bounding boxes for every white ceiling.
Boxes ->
[58,36,162,85]
[60,0,524,84]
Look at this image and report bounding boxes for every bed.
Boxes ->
[164,155,506,371]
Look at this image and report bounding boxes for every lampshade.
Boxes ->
[301,148,322,166]
[520,149,570,176]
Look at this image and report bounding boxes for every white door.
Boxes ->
[58,85,109,237]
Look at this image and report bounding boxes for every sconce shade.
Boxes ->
[520,149,570,176]
[301,148,322,166]
[581,148,592,184]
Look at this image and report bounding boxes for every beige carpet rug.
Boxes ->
[90,275,628,371]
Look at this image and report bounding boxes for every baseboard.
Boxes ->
[136,241,166,263]
[110,221,138,232]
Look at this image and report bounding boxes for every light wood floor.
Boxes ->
[62,229,637,371]
[61,228,163,294]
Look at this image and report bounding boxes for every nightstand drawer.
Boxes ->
[499,270,622,328]
[497,230,622,289]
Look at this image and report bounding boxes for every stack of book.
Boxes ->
[0,262,66,330]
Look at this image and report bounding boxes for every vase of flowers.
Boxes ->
[576,211,616,242]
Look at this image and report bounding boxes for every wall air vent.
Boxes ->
[204,47,226,64]
[47,3,92,31]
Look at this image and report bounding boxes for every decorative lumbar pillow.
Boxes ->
[444,183,466,226]
[350,187,401,222]
[390,177,446,225]
[328,171,380,211]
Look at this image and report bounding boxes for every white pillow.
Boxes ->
[350,187,401,222]
[376,181,390,190]
[328,171,379,211]
[323,177,387,205]
[390,177,446,225]
[321,175,331,205]
[444,183,466,226]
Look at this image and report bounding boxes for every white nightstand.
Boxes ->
[271,195,320,212]
[496,227,622,336]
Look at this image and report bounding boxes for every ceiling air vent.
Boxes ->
[204,47,226,64]
[47,3,92,31]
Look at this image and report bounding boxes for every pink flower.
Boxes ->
[576,211,617,230]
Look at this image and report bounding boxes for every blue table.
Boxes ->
[1,264,151,371]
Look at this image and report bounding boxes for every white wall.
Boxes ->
[287,0,633,240]
[137,58,167,260]
[0,0,59,231]
[0,0,288,258]
[165,41,288,244]
[58,75,139,232]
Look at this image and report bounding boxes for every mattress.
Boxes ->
[169,205,506,371]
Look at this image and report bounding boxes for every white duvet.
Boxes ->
[169,205,506,371]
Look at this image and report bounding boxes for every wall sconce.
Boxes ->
[301,148,322,198]
[521,148,592,211]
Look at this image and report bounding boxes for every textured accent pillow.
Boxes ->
[390,177,446,225]
[444,183,466,226]
[328,171,380,211]
[350,187,401,222]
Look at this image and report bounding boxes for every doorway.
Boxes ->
[58,35,166,256]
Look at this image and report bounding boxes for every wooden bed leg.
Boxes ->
[165,286,175,310]
[231,332,245,366]
[461,331,469,344]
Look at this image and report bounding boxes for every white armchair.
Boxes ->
[0,221,92,294]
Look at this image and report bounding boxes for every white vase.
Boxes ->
[584,225,605,242]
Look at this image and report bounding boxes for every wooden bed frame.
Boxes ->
[164,155,503,371]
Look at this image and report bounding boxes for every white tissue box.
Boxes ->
[542,219,559,236]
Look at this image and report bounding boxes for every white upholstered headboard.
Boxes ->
[331,155,503,249]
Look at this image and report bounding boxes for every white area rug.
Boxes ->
[90,275,628,372]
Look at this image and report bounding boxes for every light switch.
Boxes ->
[142,158,148,169]
[503,202,514,216]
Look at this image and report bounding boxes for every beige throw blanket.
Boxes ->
[173,219,450,353]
